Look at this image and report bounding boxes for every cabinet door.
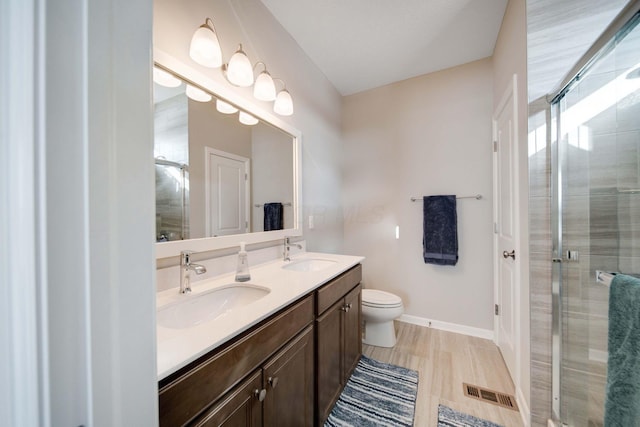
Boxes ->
[343,285,362,381]
[263,326,314,427]
[192,370,263,427]
[316,300,343,425]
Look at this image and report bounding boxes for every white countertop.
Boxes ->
[156,252,364,380]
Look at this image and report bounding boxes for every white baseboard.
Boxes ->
[516,386,531,427]
[398,314,494,341]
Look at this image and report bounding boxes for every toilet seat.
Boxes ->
[362,289,403,308]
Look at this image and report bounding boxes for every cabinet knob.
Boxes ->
[268,376,279,389]
[341,303,352,312]
[254,388,267,402]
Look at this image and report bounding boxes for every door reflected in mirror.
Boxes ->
[154,70,294,242]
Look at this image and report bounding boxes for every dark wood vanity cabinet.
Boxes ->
[193,326,314,427]
[315,265,362,425]
[262,325,314,426]
[158,296,314,427]
[191,370,263,427]
[158,264,362,427]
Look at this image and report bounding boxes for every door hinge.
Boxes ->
[245,173,248,180]
[493,140,498,152]
[494,304,499,315]
[494,222,498,233]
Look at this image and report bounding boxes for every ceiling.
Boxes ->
[259,0,509,96]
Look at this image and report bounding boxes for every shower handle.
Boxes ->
[502,250,515,260]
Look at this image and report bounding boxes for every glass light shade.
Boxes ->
[253,71,276,101]
[216,99,238,114]
[273,89,294,116]
[238,111,259,126]
[189,23,222,68]
[153,67,181,88]
[226,45,254,87]
[186,84,212,103]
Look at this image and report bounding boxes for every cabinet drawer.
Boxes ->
[316,264,362,315]
[159,295,314,427]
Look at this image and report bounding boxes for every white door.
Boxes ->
[205,148,250,237]
[493,75,519,381]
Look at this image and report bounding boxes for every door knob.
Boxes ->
[502,250,515,260]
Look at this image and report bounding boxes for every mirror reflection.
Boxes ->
[154,68,295,242]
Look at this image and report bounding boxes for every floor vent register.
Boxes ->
[463,383,519,411]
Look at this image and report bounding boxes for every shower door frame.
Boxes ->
[546,1,640,424]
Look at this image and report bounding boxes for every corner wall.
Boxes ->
[342,59,495,333]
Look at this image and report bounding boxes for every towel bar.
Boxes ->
[254,202,292,208]
[596,270,616,287]
[410,194,482,202]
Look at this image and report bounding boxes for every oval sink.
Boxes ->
[282,258,337,272]
[158,284,270,329]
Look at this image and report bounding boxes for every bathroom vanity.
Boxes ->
[157,253,363,426]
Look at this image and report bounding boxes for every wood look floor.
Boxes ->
[362,321,524,427]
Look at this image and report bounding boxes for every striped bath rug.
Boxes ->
[324,355,419,427]
[437,404,503,427]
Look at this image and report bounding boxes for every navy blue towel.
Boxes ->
[604,273,640,426]
[263,202,283,231]
[423,195,458,266]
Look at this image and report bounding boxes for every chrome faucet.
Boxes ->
[283,237,302,261]
[180,250,206,294]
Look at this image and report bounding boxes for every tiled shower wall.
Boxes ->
[528,101,553,427]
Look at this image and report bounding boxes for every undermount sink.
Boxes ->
[158,284,270,329]
[282,258,337,272]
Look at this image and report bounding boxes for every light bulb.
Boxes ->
[239,111,258,125]
[189,19,222,68]
[186,84,211,102]
[253,71,276,101]
[226,45,253,87]
[216,99,238,114]
[274,89,294,116]
[153,67,181,88]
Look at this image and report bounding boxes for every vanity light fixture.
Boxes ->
[189,18,223,68]
[253,62,276,101]
[216,99,239,114]
[153,66,182,87]
[185,84,212,103]
[224,44,254,87]
[189,18,294,115]
[273,79,294,116]
[238,111,259,126]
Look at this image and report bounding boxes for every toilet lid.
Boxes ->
[362,289,403,308]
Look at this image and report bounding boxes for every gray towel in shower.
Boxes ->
[263,202,283,231]
[422,195,458,266]
[604,273,640,427]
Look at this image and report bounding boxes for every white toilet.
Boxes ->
[361,289,404,348]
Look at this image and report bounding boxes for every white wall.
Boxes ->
[252,124,295,231]
[492,0,530,421]
[342,59,495,332]
[154,0,344,254]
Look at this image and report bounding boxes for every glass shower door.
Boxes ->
[155,160,190,241]
[552,13,640,426]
